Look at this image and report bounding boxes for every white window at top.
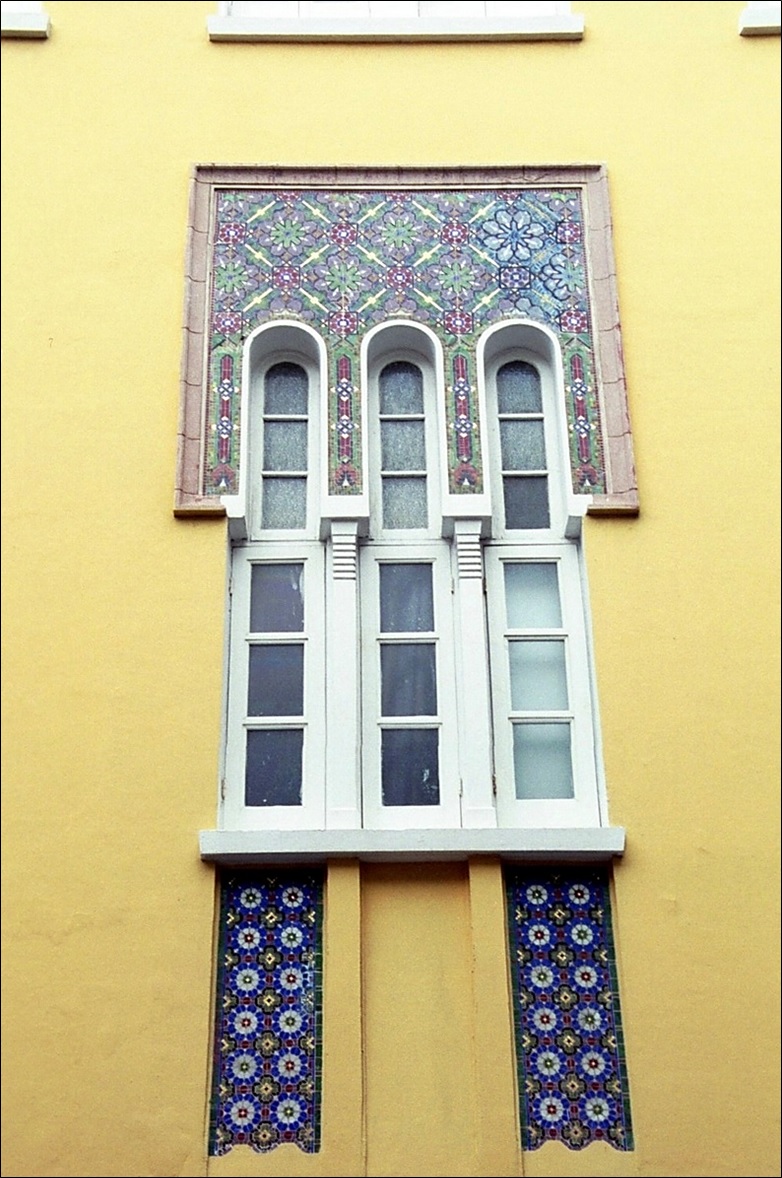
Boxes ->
[361,326,460,829]
[482,325,602,828]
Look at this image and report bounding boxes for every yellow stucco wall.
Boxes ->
[1,3,779,1176]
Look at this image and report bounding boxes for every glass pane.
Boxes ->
[248,645,304,716]
[512,722,574,799]
[380,564,434,632]
[381,728,440,806]
[509,640,568,710]
[262,477,307,529]
[382,477,428,529]
[504,563,562,629]
[503,476,549,529]
[381,643,437,716]
[497,360,542,413]
[245,728,303,807]
[379,361,423,414]
[381,420,426,471]
[500,419,546,471]
[263,421,307,471]
[250,563,304,633]
[264,362,308,415]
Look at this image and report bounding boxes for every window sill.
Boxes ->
[1,12,49,38]
[199,825,625,865]
[206,15,584,43]
[739,3,781,35]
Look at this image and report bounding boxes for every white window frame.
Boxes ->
[360,544,462,830]
[208,0,584,42]
[485,544,601,829]
[479,320,604,830]
[222,542,327,832]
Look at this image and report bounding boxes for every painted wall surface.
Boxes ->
[1,4,779,1177]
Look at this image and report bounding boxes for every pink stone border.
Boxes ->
[174,165,638,517]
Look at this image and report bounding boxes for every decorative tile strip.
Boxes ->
[209,871,324,1155]
[505,868,634,1151]
[205,187,603,498]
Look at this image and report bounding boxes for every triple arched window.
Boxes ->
[222,319,604,838]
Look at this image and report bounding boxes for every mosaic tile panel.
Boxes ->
[209,871,324,1155]
[505,868,634,1151]
[206,187,603,498]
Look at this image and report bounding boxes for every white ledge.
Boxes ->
[1,11,49,37]
[199,826,625,865]
[207,14,584,42]
[739,3,781,35]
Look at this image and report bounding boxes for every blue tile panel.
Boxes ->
[505,868,634,1151]
[207,187,603,499]
[208,871,324,1155]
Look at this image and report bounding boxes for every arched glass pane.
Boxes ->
[497,360,541,413]
[379,361,424,414]
[264,362,308,414]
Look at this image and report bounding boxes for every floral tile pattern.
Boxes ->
[206,187,603,498]
[505,868,634,1151]
[208,871,324,1155]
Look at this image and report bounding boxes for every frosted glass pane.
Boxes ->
[381,728,440,806]
[509,640,568,710]
[261,477,307,529]
[382,477,428,529]
[263,422,307,471]
[504,563,561,629]
[503,476,549,529]
[245,729,303,807]
[379,361,424,414]
[381,420,426,471]
[381,643,437,716]
[497,360,541,413]
[512,723,574,799]
[250,563,304,632]
[264,362,308,414]
[500,419,546,471]
[380,564,434,632]
[248,645,304,716]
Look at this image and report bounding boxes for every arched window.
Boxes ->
[481,324,603,829]
[361,324,460,829]
[222,325,326,832]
